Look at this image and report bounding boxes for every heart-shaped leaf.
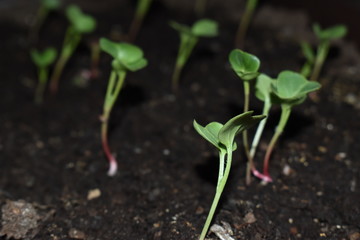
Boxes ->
[66,5,96,33]
[229,49,260,81]
[272,71,321,102]
[191,19,218,37]
[313,23,347,41]
[30,47,57,68]
[218,111,265,150]
[255,74,273,102]
[100,38,148,72]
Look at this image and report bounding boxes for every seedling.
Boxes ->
[49,5,96,94]
[258,71,321,182]
[128,0,153,42]
[30,47,57,104]
[310,23,347,81]
[235,0,258,48]
[170,19,218,91]
[229,49,260,178]
[194,111,265,240]
[99,38,147,176]
[30,0,61,42]
[245,73,273,184]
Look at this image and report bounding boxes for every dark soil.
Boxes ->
[1,1,360,240]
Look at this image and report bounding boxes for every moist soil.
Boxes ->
[1,1,360,240]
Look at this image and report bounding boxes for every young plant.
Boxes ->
[30,47,57,104]
[235,0,258,49]
[229,49,260,176]
[310,23,347,81]
[258,71,321,182]
[99,38,147,176]
[194,111,265,240]
[49,5,96,94]
[170,19,218,91]
[128,0,153,42]
[246,73,273,184]
[30,0,61,42]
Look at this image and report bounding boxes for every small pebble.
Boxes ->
[87,189,101,200]
[68,228,86,239]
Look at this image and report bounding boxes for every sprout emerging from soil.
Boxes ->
[30,0,61,42]
[99,38,147,176]
[30,47,57,104]
[256,71,321,182]
[128,0,153,42]
[49,5,96,94]
[170,19,218,91]
[194,111,265,240]
[306,24,347,81]
[235,0,258,49]
[229,49,260,182]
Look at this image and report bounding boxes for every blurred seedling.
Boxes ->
[229,49,260,182]
[128,0,153,42]
[256,71,321,182]
[194,111,265,240]
[49,5,96,94]
[170,19,218,91]
[304,24,347,81]
[30,0,61,42]
[30,47,57,104]
[99,38,147,176]
[235,0,258,49]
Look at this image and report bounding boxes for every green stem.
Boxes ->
[310,41,329,81]
[101,70,127,176]
[246,99,271,185]
[199,149,233,240]
[242,81,251,164]
[49,28,81,94]
[262,104,291,181]
[128,0,153,42]
[171,36,198,91]
[34,67,49,104]
[235,0,258,49]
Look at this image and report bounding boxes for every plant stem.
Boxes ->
[49,27,81,94]
[246,99,271,185]
[128,0,153,42]
[242,81,251,167]
[34,67,48,104]
[235,0,258,49]
[310,41,329,81]
[261,104,291,181]
[199,149,232,240]
[101,70,126,176]
[171,36,197,91]
[90,40,100,79]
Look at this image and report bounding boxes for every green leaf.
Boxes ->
[41,0,60,10]
[229,49,260,81]
[191,19,218,37]
[193,121,224,150]
[30,47,57,67]
[66,5,96,33]
[218,111,265,149]
[313,23,347,41]
[100,38,148,72]
[255,74,273,102]
[272,70,321,102]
